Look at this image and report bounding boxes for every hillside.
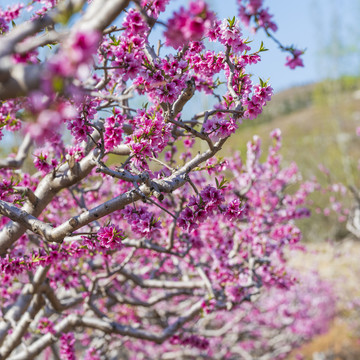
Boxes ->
[228,77,360,360]
[221,76,360,242]
[227,77,360,181]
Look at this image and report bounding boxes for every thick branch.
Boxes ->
[0,266,49,347]
[0,200,54,240]
[0,150,97,255]
[0,0,131,100]
[106,289,192,308]
[0,138,227,246]
[0,294,44,360]
[9,300,204,359]
[119,268,204,290]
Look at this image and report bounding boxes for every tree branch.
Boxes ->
[8,300,204,359]
[0,138,227,246]
[0,149,97,255]
[0,0,131,100]
[0,133,32,169]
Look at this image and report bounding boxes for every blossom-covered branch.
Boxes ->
[0,0,334,359]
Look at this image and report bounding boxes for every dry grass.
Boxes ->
[288,320,360,360]
[286,239,360,359]
[219,78,360,242]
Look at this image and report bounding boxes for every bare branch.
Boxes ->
[106,289,192,308]
[119,268,204,290]
[0,138,227,246]
[8,300,204,359]
[0,0,131,100]
[0,266,49,347]
[41,284,83,312]
[0,294,44,359]
[0,149,97,255]
[172,78,196,116]
[0,133,32,169]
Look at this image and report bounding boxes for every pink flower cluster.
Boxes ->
[84,347,102,360]
[104,109,126,151]
[141,0,170,18]
[0,3,23,33]
[33,150,58,175]
[0,179,14,201]
[67,98,98,143]
[121,205,162,239]
[223,63,253,99]
[24,93,77,143]
[285,49,304,69]
[67,31,100,66]
[187,50,225,78]
[0,170,35,205]
[38,318,55,335]
[271,224,301,245]
[0,99,21,140]
[27,109,63,143]
[204,158,229,176]
[224,198,247,221]
[165,1,215,49]
[243,84,273,120]
[122,8,149,36]
[203,115,238,140]
[236,1,305,69]
[48,30,100,79]
[12,49,39,64]
[134,54,188,104]
[178,185,224,232]
[60,333,76,360]
[32,0,58,18]
[97,225,125,250]
[102,9,148,83]
[238,0,278,32]
[0,254,33,276]
[125,108,171,166]
[219,18,251,53]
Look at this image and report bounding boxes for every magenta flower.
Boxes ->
[285,50,304,69]
[97,225,125,250]
[165,1,215,49]
[67,30,101,65]
[60,333,76,360]
[25,109,62,143]
[38,318,55,335]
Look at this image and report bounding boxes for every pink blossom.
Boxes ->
[285,50,304,69]
[25,109,62,143]
[97,225,125,250]
[104,110,126,151]
[38,318,55,334]
[141,0,170,17]
[84,347,101,360]
[203,116,238,140]
[165,1,215,49]
[219,19,250,53]
[60,333,76,360]
[67,30,101,65]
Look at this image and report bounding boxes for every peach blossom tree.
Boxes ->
[0,1,333,359]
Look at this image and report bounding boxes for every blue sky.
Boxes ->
[1,0,359,145]
[207,0,360,92]
[147,0,360,92]
[4,0,360,92]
